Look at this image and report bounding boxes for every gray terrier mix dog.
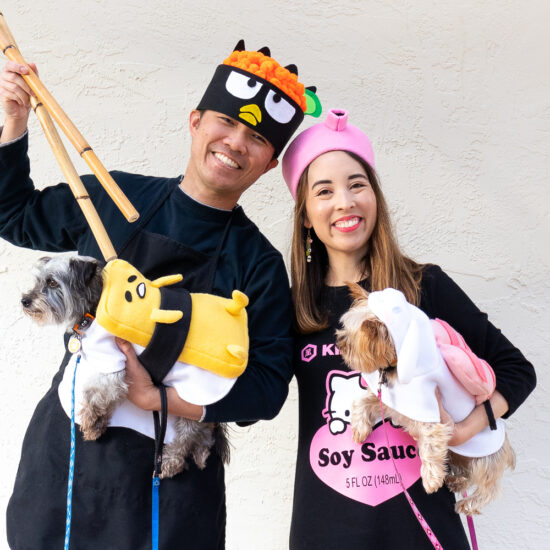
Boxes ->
[21,255,228,478]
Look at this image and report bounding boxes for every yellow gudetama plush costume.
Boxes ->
[95,259,249,381]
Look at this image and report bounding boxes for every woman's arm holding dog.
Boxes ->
[436,388,509,446]
[422,265,536,419]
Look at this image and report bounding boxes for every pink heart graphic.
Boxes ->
[310,422,421,506]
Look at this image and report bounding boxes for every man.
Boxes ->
[0,43,319,549]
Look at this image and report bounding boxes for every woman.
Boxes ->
[282,109,536,549]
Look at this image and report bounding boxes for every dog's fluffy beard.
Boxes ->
[21,255,104,327]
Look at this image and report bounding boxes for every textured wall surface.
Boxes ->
[0,1,548,548]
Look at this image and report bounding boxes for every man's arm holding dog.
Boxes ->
[117,253,294,424]
[117,337,205,421]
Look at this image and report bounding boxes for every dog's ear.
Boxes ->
[362,318,396,366]
[37,256,52,266]
[346,282,368,302]
[70,258,101,286]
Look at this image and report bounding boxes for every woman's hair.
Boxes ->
[291,151,425,334]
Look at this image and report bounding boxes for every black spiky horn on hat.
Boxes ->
[257,46,271,56]
[285,64,298,75]
[233,39,245,51]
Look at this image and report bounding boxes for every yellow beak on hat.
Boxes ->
[239,104,262,126]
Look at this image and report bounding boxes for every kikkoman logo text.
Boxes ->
[301,343,341,363]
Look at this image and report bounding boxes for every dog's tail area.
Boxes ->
[453,434,515,515]
[214,423,231,464]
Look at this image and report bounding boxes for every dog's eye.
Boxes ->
[46,278,59,289]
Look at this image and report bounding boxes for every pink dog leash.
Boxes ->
[376,373,480,550]
[463,496,479,550]
[376,383,444,549]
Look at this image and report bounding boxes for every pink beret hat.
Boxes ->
[282,108,375,200]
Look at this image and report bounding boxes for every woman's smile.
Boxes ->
[333,215,363,232]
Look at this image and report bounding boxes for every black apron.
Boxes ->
[7,183,232,550]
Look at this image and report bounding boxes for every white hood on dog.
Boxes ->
[360,288,505,458]
[368,288,441,385]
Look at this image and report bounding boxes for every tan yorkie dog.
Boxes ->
[336,284,515,515]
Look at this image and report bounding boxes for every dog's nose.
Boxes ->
[21,297,31,308]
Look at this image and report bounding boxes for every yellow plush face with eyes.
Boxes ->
[96,260,183,346]
[96,259,249,378]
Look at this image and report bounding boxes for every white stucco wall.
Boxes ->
[0,1,548,548]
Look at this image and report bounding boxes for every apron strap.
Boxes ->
[138,286,192,386]
[152,385,168,476]
[152,384,168,550]
[117,180,180,258]
[205,207,236,293]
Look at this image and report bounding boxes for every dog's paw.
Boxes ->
[351,425,371,444]
[192,446,211,470]
[351,410,373,443]
[351,414,373,443]
[160,454,187,479]
[445,474,469,494]
[80,427,102,441]
[160,443,189,478]
[421,464,446,494]
[455,497,482,516]
[422,475,445,494]
[79,407,108,441]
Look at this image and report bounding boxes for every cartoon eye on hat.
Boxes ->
[197,40,321,157]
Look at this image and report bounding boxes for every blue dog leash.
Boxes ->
[152,385,168,550]
[64,354,80,550]
[64,327,168,550]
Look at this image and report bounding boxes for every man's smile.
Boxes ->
[213,152,241,169]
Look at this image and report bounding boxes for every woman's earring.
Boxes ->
[305,229,313,263]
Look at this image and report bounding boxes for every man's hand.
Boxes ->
[116,337,160,411]
[116,337,204,421]
[0,61,37,142]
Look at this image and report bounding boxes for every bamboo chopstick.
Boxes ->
[30,96,117,261]
[0,12,139,224]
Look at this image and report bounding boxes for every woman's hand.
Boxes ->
[436,387,509,447]
[435,387,461,446]
[116,338,160,411]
